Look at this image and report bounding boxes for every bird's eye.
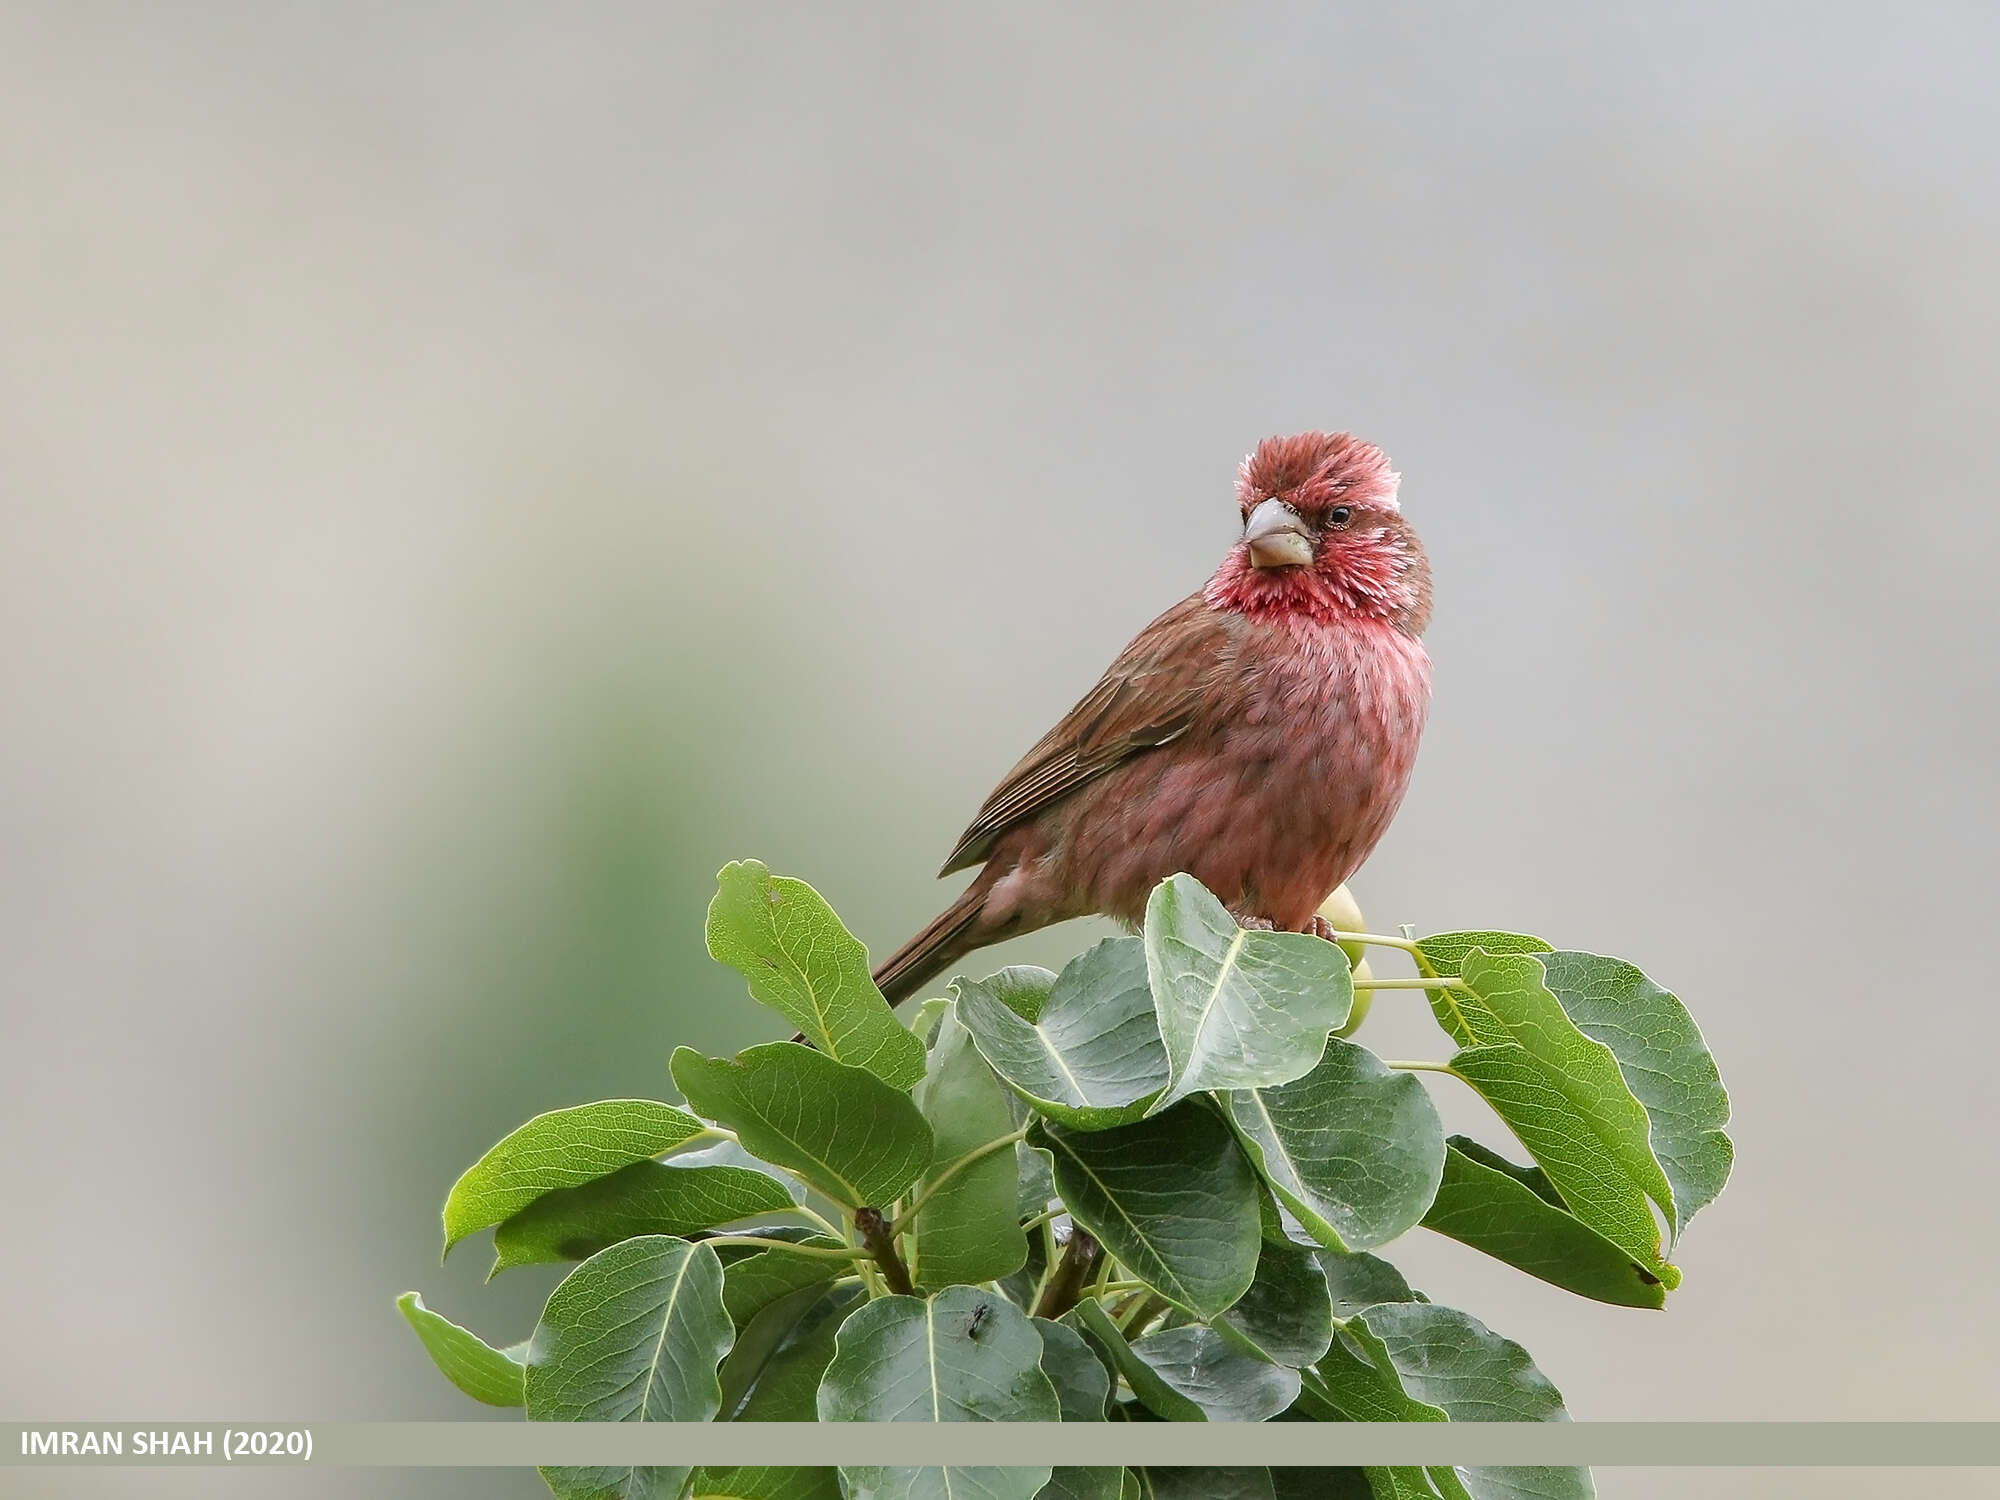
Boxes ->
[1327,506,1353,529]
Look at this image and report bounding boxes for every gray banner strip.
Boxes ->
[6,1423,1999,1467]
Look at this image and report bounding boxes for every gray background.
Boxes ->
[4,4,1996,1497]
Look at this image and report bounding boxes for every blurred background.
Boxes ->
[4,4,1997,1497]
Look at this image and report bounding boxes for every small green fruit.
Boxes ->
[1317,883,1369,971]
[1335,955,1374,1038]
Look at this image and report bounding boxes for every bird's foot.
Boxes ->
[1232,913,1277,932]
[1305,914,1343,944]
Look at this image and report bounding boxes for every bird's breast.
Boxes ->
[1199,614,1432,920]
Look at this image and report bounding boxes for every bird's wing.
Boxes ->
[938,591,1233,875]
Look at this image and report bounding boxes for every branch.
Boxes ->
[852,1207,915,1296]
[1033,1227,1101,1320]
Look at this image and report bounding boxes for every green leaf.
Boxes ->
[721,1239,849,1329]
[957,940,1168,1130]
[1143,874,1351,1111]
[488,1161,797,1274]
[1217,1237,1334,1367]
[1226,1038,1445,1252]
[843,1472,1051,1500]
[1070,1299,1201,1422]
[822,1288,1059,1500]
[1018,1141,1057,1219]
[727,1286,860,1421]
[669,1136,811,1202]
[1444,1472,1593,1500]
[1034,1316,1111,1421]
[1309,1304,1592,1500]
[442,1100,708,1258]
[1130,1471,1275,1500]
[1353,1302,1573,1421]
[981,965,1064,1021]
[688,1469,842,1500]
[670,1043,933,1209]
[1448,949,1678,1281]
[1449,1045,1672,1286]
[1422,1139,1665,1309]
[1033,1104,1261,1319]
[1538,951,1733,1239]
[1038,1469,1126,1500]
[1359,1472,1453,1500]
[706,859,927,1089]
[1412,932,1553,1046]
[536,1470,691,1500]
[525,1236,734,1500]
[910,1009,1028,1287]
[1312,1329,1447,1423]
[718,1281,845,1421]
[395,1292,524,1407]
[820,1286,1061,1422]
[1129,1325,1301,1421]
[1318,1248,1423,1317]
[908,996,953,1044]
[1272,1472,1371,1500]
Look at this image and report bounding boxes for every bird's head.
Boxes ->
[1207,431,1432,634]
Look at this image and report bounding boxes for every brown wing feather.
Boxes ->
[938,592,1232,874]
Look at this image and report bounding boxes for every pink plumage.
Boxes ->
[874,431,1433,1005]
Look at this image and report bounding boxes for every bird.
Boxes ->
[872,430,1433,1008]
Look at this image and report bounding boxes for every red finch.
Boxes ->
[874,431,1432,1006]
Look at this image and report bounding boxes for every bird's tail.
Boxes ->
[871,886,988,1009]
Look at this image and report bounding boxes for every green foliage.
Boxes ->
[669,1043,933,1209]
[1226,1038,1444,1252]
[396,1292,524,1406]
[491,1160,796,1274]
[524,1235,733,1500]
[1033,1104,1262,1319]
[403,864,1736,1500]
[1421,1140,1665,1309]
[909,1011,1028,1286]
[441,1099,708,1257]
[1143,874,1353,1110]
[706,859,927,1089]
[955,942,1166,1128]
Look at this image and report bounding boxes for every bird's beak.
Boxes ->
[1243,498,1314,569]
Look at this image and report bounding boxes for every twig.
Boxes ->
[852,1207,916,1296]
[1033,1227,1101,1320]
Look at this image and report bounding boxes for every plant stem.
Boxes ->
[698,1234,868,1259]
[890,1126,1031,1237]
[1336,932,1421,953]
[852,1207,916,1296]
[1026,1219,1063,1311]
[1020,1206,1064,1235]
[1385,1059,1460,1075]
[1033,1227,1102,1320]
[1087,1253,1119,1301]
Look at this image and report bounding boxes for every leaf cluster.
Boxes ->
[401,860,1733,1500]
